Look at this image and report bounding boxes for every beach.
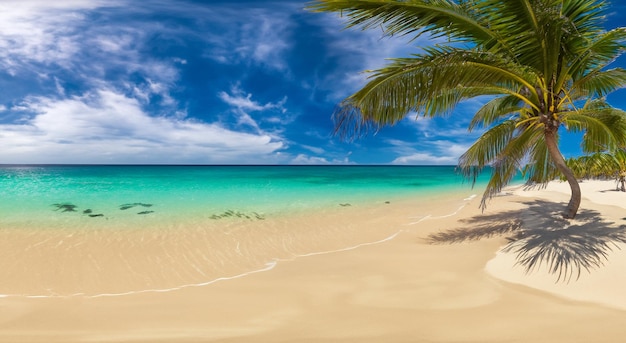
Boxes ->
[1,178,626,342]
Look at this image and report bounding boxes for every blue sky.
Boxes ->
[0,0,625,165]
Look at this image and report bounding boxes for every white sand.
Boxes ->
[486,179,626,311]
[1,181,626,342]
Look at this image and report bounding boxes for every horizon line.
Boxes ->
[0,163,459,167]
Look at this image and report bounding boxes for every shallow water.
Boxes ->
[0,165,488,296]
[1,165,475,223]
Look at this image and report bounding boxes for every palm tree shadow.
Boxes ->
[426,200,626,282]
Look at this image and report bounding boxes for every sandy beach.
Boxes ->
[1,179,626,342]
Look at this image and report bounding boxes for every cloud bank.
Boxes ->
[0,90,284,164]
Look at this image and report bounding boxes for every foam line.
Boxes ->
[406,201,470,225]
[88,261,278,298]
[278,231,402,260]
[464,194,477,201]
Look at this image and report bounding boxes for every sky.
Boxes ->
[0,0,625,165]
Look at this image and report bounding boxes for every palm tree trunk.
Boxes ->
[544,130,581,219]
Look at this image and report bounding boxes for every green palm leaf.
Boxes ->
[307,0,500,44]
[571,68,626,99]
[469,95,523,130]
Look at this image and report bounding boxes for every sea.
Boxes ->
[0,165,493,297]
[0,165,489,226]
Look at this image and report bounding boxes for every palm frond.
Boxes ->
[523,133,559,184]
[458,120,518,182]
[566,156,589,179]
[424,86,523,118]
[477,126,543,208]
[306,0,501,46]
[570,68,626,99]
[459,120,542,208]
[469,95,522,131]
[563,106,626,152]
[562,0,607,34]
[568,150,626,186]
[567,28,626,80]
[333,47,541,137]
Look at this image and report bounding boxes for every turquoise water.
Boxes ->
[0,165,487,229]
[0,165,501,296]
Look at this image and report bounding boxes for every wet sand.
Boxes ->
[1,180,625,342]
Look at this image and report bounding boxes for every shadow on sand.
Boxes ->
[426,200,626,282]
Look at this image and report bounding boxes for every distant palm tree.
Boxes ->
[309,0,626,218]
[564,155,591,180]
[568,149,626,191]
[617,150,626,191]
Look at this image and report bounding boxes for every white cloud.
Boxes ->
[0,0,117,73]
[290,154,331,165]
[0,2,299,165]
[94,33,134,53]
[0,0,181,108]
[388,139,470,165]
[315,14,446,100]
[391,153,457,165]
[54,77,66,97]
[0,90,284,164]
[218,85,289,131]
[218,87,286,113]
[289,153,353,165]
[398,97,489,144]
[200,4,296,72]
[399,115,432,136]
[244,14,292,71]
[301,145,326,155]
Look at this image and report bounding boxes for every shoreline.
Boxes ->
[2,180,626,342]
[0,188,478,298]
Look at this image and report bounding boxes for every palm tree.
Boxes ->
[309,0,626,218]
[568,149,626,191]
[564,155,591,180]
[616,150,626,191]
